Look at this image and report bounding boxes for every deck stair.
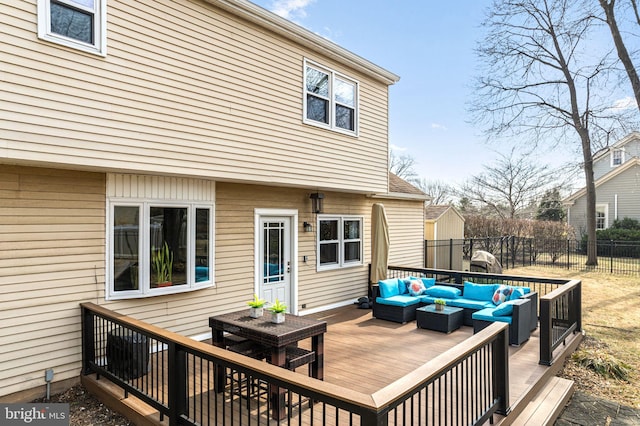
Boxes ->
[507,376,575,426]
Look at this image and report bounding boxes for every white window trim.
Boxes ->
[610,148,625,167]
[37,0,107,56]
[303,59,359,137]
[316,215,364,271]
[595,203,608,230]
[106,199,214,300]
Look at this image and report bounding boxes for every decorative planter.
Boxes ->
[156,281,172,288]
[271,312,285,324]
[249,307,264,318]
[435,304,445,312]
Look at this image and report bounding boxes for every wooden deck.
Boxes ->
[84,305,582,425]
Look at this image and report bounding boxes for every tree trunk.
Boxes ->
[600,0,640,113]
[582,148,598,266]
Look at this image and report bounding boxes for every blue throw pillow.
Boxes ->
[463,281,498,301]
[378,279,400,298]
[421,277,436,288]
[509,287,526,301]
[425,285,461,299]
[408,279,427,296]
[398,279,411,295]
[493,301,516,316]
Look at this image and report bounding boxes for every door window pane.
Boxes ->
[113,206,139,291]
[263,222,284,283]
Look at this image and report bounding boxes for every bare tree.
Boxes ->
[457,150,559,219]
[471,0,635,265]
[598,0,640,113]
[389,151,418,181]
[413,178,453,205]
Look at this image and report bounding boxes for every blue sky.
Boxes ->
[248,0,530,186]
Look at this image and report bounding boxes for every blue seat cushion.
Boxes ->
[447,298,494,310]
[375,295,421,308]
[472,307,512,324]
[378,279,401,298]
[463,281,498,301]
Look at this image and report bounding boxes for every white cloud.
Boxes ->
[270,0,315,21]
[611,96,637,111]
[431,123,448,131]
[390,144,407,152]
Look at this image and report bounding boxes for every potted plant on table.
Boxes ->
[247,294,266,318]
[268,299,287,324]
[434,298,446,312]
[152,242,173,288]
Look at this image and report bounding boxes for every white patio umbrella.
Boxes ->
[370,203,390,290]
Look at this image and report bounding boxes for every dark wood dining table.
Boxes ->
[209,310,327,419]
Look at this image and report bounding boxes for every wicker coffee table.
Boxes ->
[416,305,464,333]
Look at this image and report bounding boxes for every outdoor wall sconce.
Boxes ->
[310,192,324,214]
[303,222,313,232]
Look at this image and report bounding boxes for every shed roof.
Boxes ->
[424,205,465,222]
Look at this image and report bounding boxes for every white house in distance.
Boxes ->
[563,132,640,237]
[0,0,428,401]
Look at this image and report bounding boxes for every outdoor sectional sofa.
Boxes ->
[372,278,538,346]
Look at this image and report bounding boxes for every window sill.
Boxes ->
[107,282,214,300]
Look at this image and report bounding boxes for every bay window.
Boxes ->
[109,201,213,299]
[318,216,363,270]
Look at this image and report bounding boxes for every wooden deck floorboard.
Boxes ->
[85,305,582,425]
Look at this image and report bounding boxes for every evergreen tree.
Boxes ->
[536,189,565,222]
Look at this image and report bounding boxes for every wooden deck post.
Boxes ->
[81,305,95,376]
[493,326,510,416]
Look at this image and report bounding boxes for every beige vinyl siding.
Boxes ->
[1,0,390,193]
[0,166,105,397]
[383,200,425,269]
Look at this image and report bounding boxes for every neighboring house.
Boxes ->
[424,205,465,270]
[0,0,429,401]
[563,132,640,237]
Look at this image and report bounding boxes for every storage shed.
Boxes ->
[424,205,465,270]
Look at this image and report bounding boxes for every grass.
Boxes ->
[509,266,640,408]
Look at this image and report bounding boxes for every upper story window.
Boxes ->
[38,0,106,56]
[317,216,363,270]
[611,149,625,167]
[304,60,358,135]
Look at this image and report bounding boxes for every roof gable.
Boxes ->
[592,132,640,162]
[563,157,640,204]
[424,205,465,222]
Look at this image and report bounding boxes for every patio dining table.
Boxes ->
[209,310,327,419]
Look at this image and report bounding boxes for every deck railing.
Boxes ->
[384,266,582,366]
[81,302,510,425]
[539,280,582,366]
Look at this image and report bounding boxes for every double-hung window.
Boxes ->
[595,204,608,230]
[38,0,106,55]
[108,201,213,299]
[317,216,363,270]
[304,60,358,135]
[611,149,624,167]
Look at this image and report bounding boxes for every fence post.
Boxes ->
[449,238,453,270]
[567,240,570,270]
[424,240,428,269]
[610,240,614,273]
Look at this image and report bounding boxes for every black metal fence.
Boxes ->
[425,237,640,275]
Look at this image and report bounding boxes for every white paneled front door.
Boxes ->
[257,214,294,312]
